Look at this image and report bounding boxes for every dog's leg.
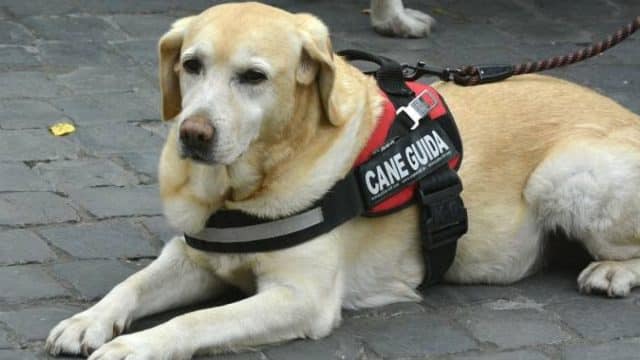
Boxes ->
[370,0,435,38]
[524,137,640,297]
[86,239,343,359]
[46,237,223,356]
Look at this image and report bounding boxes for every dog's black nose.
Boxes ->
[180,116,215,152]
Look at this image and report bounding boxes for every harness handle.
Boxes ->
[337,49,413,97]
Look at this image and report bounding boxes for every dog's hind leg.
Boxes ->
[46,237,224,356]
[443,200,545,285]
[524,135,640,297]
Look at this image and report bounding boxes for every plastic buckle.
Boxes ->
[395,89,438,130]
[419,182,468,250]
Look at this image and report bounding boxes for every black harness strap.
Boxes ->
[417,164,467,286]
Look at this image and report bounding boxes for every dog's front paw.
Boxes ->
[45,310,128,356]
[578,261,637,297]
[88,330,186,360]
[372,8,435,38]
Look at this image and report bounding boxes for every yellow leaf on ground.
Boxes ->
[49,122,76,136]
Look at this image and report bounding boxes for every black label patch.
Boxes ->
[357,121,457,209]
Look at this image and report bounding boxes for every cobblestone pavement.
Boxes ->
[0,0,639,359]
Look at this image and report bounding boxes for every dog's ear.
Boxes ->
[158,16,194,121]
[295,14,347,127]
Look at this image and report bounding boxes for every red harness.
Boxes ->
[354,82,461,214]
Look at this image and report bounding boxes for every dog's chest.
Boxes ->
[217,265,255,293]
[188,250,257,293]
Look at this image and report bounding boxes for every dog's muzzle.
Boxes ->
[179,115,216,162]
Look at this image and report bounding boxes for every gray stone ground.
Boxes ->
[0,0,639,359]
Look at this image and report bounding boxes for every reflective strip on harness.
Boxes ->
[187,207,324,243]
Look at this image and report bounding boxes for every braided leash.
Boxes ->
[404,16,640,86]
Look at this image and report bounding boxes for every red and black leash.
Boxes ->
[404,15,640,86]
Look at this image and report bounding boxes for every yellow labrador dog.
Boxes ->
[46,2,640,359]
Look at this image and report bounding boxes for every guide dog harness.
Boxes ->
[184,50,468,286]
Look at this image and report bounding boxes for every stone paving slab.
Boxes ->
[213,352,268,360]
[137,216,178,244]
[0,328,10,349]
[52,93,158,126]
[0,163,52,191]
[3,0,82,18]
[37,219,158,259]
[117,152,159,180]
[548,296,640,341]
[0,192,80,226]
[0,21,34,45]
[264,331,363,360]
[342,311,478,357]
[0,129,81,162]
[110,14,175,40]
[0,46,40,71]
[561,338,640,360]
[456,307,572,349]
[513,270,585,305]
[0,71,67,99]
[37,41,133,68]
[448,349,551,360]
[422,283,522,308]
[22,15,128,42]
[67,185,162,218]
[0,99,70,130]
[34,159,140,192]
[0,229,56,266]
[0,305,82,342]
[52,259,138,300]
[0,0,639,359]
[0,349,39,360]
[0,266,68,303]
[67,124,163,155]
[111,39,158,68]
[54,66,153,95]
[73,0,199,15]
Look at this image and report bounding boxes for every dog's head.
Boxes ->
[158,2,346,165]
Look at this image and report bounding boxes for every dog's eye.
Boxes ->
[183,58,203,74]
[238,69,267,84]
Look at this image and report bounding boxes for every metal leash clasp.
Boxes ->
[402,61,460,82]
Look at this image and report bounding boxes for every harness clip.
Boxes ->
[402,61,459,82]
[395,89,438,130]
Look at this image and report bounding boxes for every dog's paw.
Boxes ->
[45,310,128,356]
[88,331,184,360]
[372,8,435,38]
[578,261,637,297]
